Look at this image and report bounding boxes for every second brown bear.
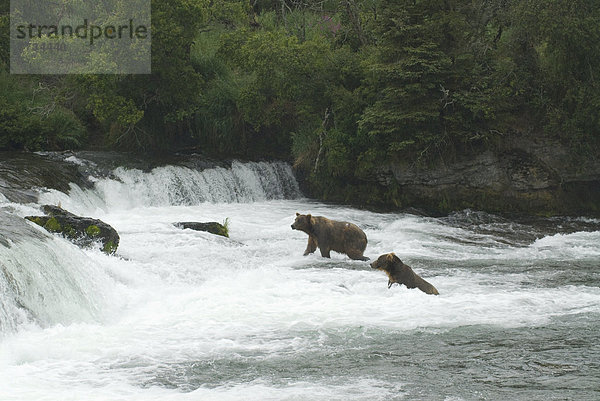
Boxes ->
[291,213,368,261]
[371,253,439,295]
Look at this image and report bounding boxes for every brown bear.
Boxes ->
[370,253,439,295]
[291,213,368,261]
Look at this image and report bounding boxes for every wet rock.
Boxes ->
[373,138,600,216]
[25,205,119,254]
[174,221,229,237]
[0,152,91,203]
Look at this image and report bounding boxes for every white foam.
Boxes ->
[38,161,301,215]
[0,229,123,334]
[529,231,600,259]
[64,155,94,167]
[0,373,402,401]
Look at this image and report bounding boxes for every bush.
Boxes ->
[0,72,86,150]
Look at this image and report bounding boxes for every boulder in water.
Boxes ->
[25,205,120,254]
[174,221,229,237]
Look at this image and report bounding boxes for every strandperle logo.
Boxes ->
[10,0,151,74]
[15,19,149,45]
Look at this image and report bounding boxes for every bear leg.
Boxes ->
[303,235,318,256]
[319,247,331,258]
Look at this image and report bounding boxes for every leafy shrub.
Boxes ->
[0,72,85,150]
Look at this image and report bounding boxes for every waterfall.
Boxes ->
[39,160,302,213]
[1,158,302,333]
[0,212,116,335]
[0,157,302,333]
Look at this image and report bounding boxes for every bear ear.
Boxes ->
[296,212,300,216]
[386,253,396,263]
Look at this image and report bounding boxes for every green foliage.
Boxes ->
[221,217,230,237]
[45,108,87,149]
[358,0,506,168]
[194,14,344,157]
[73,0,207,150]
[206,0,248,25]
[0,72,86,150]
[0,11,8,70]
[533,0,600,153]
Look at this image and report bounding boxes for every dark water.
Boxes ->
[139,315,599,400]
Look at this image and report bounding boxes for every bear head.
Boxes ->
[291,213,313,234]
[370,252,400,272]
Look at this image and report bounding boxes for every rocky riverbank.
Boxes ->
[2,149,599,217]
[300,137,600,217]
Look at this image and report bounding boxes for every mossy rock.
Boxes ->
[63,224,78,239]
[25,216,46,226]
[174,221,229,237]
[25,206,120,254]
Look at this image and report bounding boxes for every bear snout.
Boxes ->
[291,224,296,230]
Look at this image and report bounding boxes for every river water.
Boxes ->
[0,153,599,401]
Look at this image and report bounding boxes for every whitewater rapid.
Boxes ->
[0,156,598,400]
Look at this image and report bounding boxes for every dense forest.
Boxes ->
[1,0,599,212]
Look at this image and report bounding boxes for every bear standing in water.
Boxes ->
[371,253,439,295]
[291,213,368,261]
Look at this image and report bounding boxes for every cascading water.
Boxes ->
[0,211,117,335]
[38,160,302,214]
[0,156,303,337]
[1,152,599,401]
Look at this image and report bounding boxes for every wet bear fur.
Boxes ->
[291,213,368,261]
[371,253,439,295]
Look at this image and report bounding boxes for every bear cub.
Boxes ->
[291,213,368,261]
[371,253,439,295]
